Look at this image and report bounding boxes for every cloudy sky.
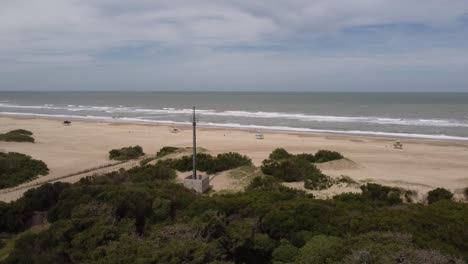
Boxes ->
[1,0,468,91]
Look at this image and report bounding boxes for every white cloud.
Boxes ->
[0,0,467,90]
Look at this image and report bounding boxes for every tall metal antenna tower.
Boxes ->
[183,106,209,193]
[191,106,198,179]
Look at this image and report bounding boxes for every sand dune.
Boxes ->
[1,116,468,202]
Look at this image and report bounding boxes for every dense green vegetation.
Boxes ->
[261,148,338,190]
[139,146,182,166]
[0,182,69,233]
[0,152,49,189]
[266,148,344,164]
[314,149,344,163]
[109,145,145,160]
[0,130,35,143]
[330,181,419,205]
[427,188,454,204]
[160,152,252,174]
[0,157,466,263]
[156,146,180,158]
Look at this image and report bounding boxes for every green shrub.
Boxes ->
[269,148,292,160]
[427,188,453,204]
[109,145,144,160]
[262,158,315,182]
[128,163,176,182]
[264,148,344,167]
[212,152,252,173]
[314,150,344,163]
[8,129,33,136]
[272,158,306,182]
[151,198,171,222]
[246,176,282,191]
[272,240,299,263]
[156,147,180,158]
[261,155,333,189]
[360,183,402,205]
[295,235,342,264]
[0,129,35,143]
[0,152,49,189]
[303,169,333,190]
[295,153,316,162]
[259,158,279,176]
[0,182,69,233]
[139,156,154,166]
[160,152,251,174]
[333,192,367,202]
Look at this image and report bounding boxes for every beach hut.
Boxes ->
[63,120,71,126]
[255,131,264,139]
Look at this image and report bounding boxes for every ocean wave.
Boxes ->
[1,111,468,141]
[1,103,467,128]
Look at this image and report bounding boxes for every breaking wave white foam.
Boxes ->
[0,103,467,128]
[1,111,468,141]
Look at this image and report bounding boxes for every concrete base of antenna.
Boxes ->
[184,175,210,193]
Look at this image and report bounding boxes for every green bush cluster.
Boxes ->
[427,188,453,204]
[359,183,403,205]
[334,183,419,205]
[109,145,144,160]
[246,175,282,191]
[79,163,176,186]
[303,170,333,190]
[1,153,467,263]
[156,146,180,158]
[0,129,35,143]
[0,152,49,189]
[160,152,252,174]
[314,150,344,163]
[267,148,344,163]
[261,149,334,190]
[0,182,69,233]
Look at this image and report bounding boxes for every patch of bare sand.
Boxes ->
[175,165,262,193]
[282,181,362,199]
[2,116,468,202]
[316,158,362,170]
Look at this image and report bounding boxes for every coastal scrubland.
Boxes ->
[0,117,468,263]
[0,152,48,189]
[260,148,342,190]
[1,117,468,202]
[0,154,466,263]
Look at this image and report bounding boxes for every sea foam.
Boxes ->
[0,103,467,128]
[2,111,468,141]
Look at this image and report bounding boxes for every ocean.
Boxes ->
[1,91,468,141]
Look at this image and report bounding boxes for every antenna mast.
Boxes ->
[192,106,197,179]
[183,106,208,193]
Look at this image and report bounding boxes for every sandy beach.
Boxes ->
[1,116,468,202]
